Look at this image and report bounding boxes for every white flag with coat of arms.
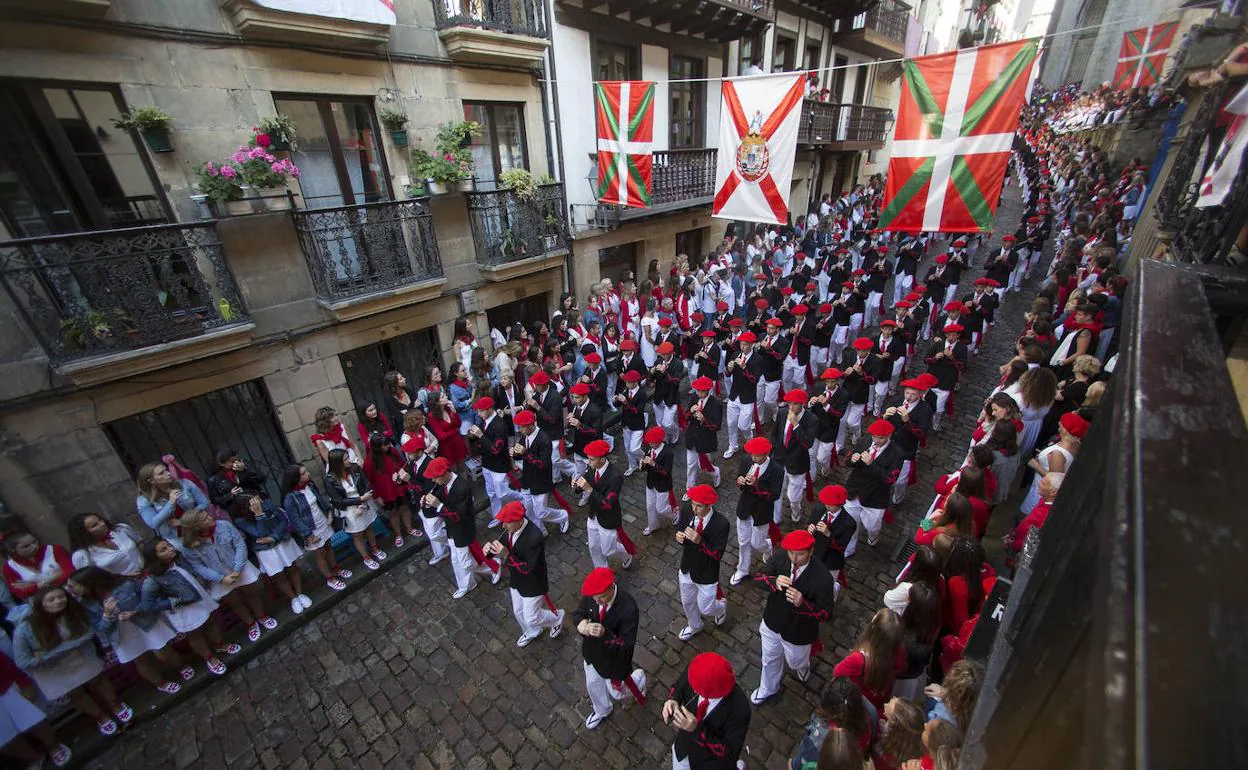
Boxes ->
[712,73,806,225]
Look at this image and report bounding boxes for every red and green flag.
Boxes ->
[880,39,1039,234]
[595,81,655,208]
[1112,21,1178,90]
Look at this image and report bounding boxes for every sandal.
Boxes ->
[215,643,242,655]
[335,567,353,579]
[179,665,195,681]
[363,558,380,571]
[407,527,422,537]
[112,701,134,724]
[373,549,388,561]
[49,743,72,767]
[205,657,227,676]
[393,536,405,548]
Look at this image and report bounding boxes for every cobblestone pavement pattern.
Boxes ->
[85,189,1035,770]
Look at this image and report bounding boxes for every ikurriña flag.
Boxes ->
[880,39,1039,234]
[595,81,655,208]
[1112,21,1178,90]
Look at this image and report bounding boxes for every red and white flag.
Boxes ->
[712,73,806,225]
[1197,83,1248,209]
[595,81,656,208]
[1112,21,1178,90]
[879,39,1038,233]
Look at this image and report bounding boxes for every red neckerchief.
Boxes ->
[457,334,474,346]
[221,469,237,484]
[452,377,470,389]
[585,333,601,346]
[9,547,47,569]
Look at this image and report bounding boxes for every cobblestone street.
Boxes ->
[84,190,1034,770]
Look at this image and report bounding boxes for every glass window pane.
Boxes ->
[493,106,525,176]
[276,99,344,209]
[465,103,497,186]
[331,102,389,204]
[0,89,78,237]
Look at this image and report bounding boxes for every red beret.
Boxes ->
[584,439,611,458]
[584,352,602,364]
[901,378,928,391]
[423,457,452,478]
[917,373,939,388]
[805,282,817,291]
[1002,234,1017,242]
[819,303,832,313]
[943,324,964,334]
[473,396,495,410]
[841,281,855,289]
[780,287,794,296]
[881,320,898,328]
[621,370,642,383]
[819,485,848,506]
[821,367,843,380]
[570,383,591,396]
[581,567,616,596]
[687,484,719,505]
[791,303,809,315]
[754,298,770,309]
[781,530,816,551]
[738,331,757,343]
[866,419,895,437]
[513,410,536,426]
[495,500,526,523]
[688,652,735,698]
[765,318,784,327]
[657,341,675,354]
[851,337,873,351]
[783,389,808,403]
[715,301,729,311]
[620,339,638,351]
[935,255,948,264]
[728,317,744,328]
[659,317,673,327]
[692,312,705,322]
[700,330,717,338]
[644,426,667,444]
[953,239,967,247]
[529,371,551,386]
[744,437,773,455]
[852,269,866,276]
[944,302,965,312]
[691,376,715,391]
[1060,412,1089,439]
[913,284,927,294]
[895,300,913,308]
[401,436,425,453]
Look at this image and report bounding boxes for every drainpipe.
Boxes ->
[542,0,575,298]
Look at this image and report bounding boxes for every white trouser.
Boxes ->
[678,570,725,632]
[892,459,913,505]
[646,487,675,530]
[888,357,906,393]
[782,357,806,393]
[756,620,812,700]
[551,440,563,482]
[606,373,618,403]
[865,292,883,327]
[555,453,588,485]
[943,283,959,306]
[868,381,889,415]
[836,403,866,450]
[993,286,1007,303]
[831,325,849,362]
[725,398,755,452]
[849,313,864,338]
[451,543,492,592]
[734,517,770,578]
[686,449,721,487]
[521,491,568,530]
[815,439,836,474]
[419,509,449,560]
[782,471,807,519]
[931,388,951,429]
[844,498,886,556]
[587,517,627,568]
[510,588,559,638]
[1009,253,1028,291]
[757,380,781,423]
[893,273,914,305]
[483,468,513,519]
[585,662,645,719]
[621,428,643,471]
[811,346,829,372]
[654,403,679,443]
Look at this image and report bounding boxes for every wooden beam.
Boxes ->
[553,4,723,58]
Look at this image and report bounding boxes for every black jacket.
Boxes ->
[619,353,648,382]
[845,440,906,509]
[734,458,782,525]
[493,382,524,437]
[887,400,933,459]
[568,401,604,456]
[839,350,884,405]
[478,414,512,473]
[519,430,554,495]
[675,503,728,585]
[725,350,763,404]
[207,467,268,510]
[757,332,786,382]
[669,672,751,769]
[923,340,968,391]
[573,589,639,680]
[324,468,372,513]
[692,343,722,382]
[771,410,818,474]
[500,521,548,597]
[753,551,836,645]
[685,395,723,454]
[428,474,477,547]
[809,387,847,443]
[875,332,908,363]
[533,386,563,437]
[616,384,651,431]
[586,462,624,529]
[650,356,686,406]
[644,443,675,493]
[583,367,610,411]
[807,504,856,572]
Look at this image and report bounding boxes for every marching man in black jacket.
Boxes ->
[484,501,564,648]
[650,341,686,445]
[562,382,605,507]
[923,323,968,432]
[574,567,645,730]
[421,457,501,599]
[467,396,513,523]
[509,410,570,535]
[614,369,650,476]
[756,318,787,425]
[524,370,565,481]
[722,331,764,460]
[641,426,676,536]
[574,440,635,570]
[730,436,783,586]
[401,434,449,566]
[685,377,724,488]
[837,337,883,449]
[844,419,906,555]
[885,378,934,506]
[772,390,819,523]
[676,484,729,642]
[876,320,909,399]
[807,485,856,597]
[749,529,837,705]
[663,652,751,770]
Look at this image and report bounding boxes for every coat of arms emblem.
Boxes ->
[734,111,770,183]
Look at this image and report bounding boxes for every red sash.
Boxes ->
[468,540,500,572]
[611,675,647,705]
[804,471,815,502]
[617,528,637,556]
[542,593,557,612]
[767,522,783,547]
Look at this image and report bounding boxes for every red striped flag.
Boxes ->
[1112,22,1178,90]
[595,81,655,208]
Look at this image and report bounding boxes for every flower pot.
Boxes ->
[256,189,293,212]
[221,198,257,216]
[270,137,291,151]
[405,183,429,198]
[427,180,450,195]
[189,193,213,221]
[390,129,409,147]
[456,177,475,193]
[140,127,173,153]
[541,234,559,251]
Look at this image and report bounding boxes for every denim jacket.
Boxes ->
[82,578,166,634]
[448,380,477,427]
[283,483,333,539]
[12,617,96,671]
[232,505,294,552]
[140,567,203,612]
[136,480,209,545]
[178,520,250,582]
[789,714,830,770]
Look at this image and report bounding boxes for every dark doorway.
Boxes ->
[339,328,443,413]
[487,292,552,337]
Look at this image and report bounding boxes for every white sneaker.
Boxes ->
[623,467,635,477]
[678,626,700,641]
[560,518,570,534]
[642,526,654,536]
[428,552,448,566]
[795,666,811,683]
[452,584,476,599]
[491,567,503,585]
[730,572,747,586]
[585,709,611,729]
[723,448,737,460]
[621,555,634,570]
[516,633,539,648]
[549,609,565,638]
[749,687,771,706]
[290,597,304,615]
[578,494,590,507]
[297,594,312,610]
[714,611,727,626]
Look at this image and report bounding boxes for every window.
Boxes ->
[853,64,870,105]
[804,43,822,73]
[669,56,706,149]
[676,228,704,262]
[595,41,639,81]
[831,55,849,102]
[487,293,551,336]
[463,102,528,189]
[598,243,639,285]
[739,33,764,73]
[0,82,169,237]
[274,96,391,209]
[773,35,797,72]
[339,328,443,414]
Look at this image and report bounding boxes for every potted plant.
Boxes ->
[499,168,538,201]
[114,106,174,153]
[380,108,410,147]
[256,116,297,151]
[195,144,300,215]
[541,212,562,251]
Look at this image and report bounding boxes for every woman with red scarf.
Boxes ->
[452,317,477,375]
[427,392,468,471]
[354,401,393,444]
[310,407,359,471]
[361,433,421,549]
[3,533,72,603]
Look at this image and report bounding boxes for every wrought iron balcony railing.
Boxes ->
[293,199,444,303]
[597,148,717,224]
[432,0,548,37]
[467,184,568,267]
[853,6,908,41]
[798,101,892,146]
[0,223,249,364]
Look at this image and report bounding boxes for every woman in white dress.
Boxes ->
[67,514,143,576]
[324,449,384,570]
[176,509,278,643]
[310,406,360,471]
[12,586,129,736]
[140,539,235,677]
[639,302,659,368]
[1020,412,1085,515]
[281,464,351,592]
[1004,367,1058,461]
[230,495,310,615]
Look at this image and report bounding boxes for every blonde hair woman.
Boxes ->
[135,462,209,547]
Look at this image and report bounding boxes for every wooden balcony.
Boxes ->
[557,0,774,42]
[797,101,892,150]
[434,0,551,67]
[597,148,717,226]
[835,6,908,58]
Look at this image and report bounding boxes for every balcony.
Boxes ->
[466,184,569,281]
[558,0,774,43]
[293,200,446,322]
[836,5,909,58]
[798,102,892,149]
[3,0,112,17]
[596,148,717,226]
[0,223,254,386]
[434,0,550,67]
[220,0,392,49]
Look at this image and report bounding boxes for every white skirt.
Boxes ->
[0,685,47,745]
[256,539,303,575]
[305,510,336,552]
[206,560,262,601]
[342,503,378,535]
[164,596,219,635]
[29,646,103,700]
[115,617,177,664]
